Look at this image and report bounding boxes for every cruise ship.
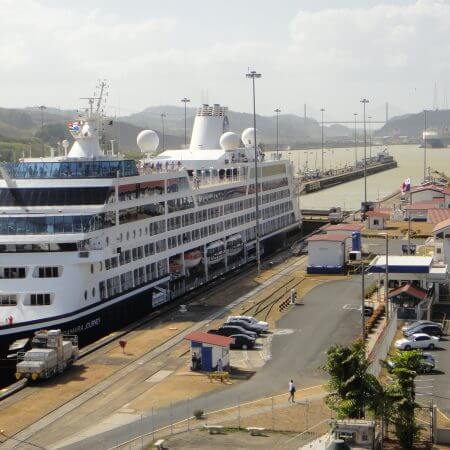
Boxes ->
[0,95,301,365]
[423,128,449,148]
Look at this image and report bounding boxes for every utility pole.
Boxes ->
[353,113,358,167]
[321,108,325,172]
[368,115,372,159]
[39,105,46,157]
[360,99,369,205]
[181,97,190,148]
[246,70,262,277]
[275,108,281,159]
[424,110,428,182]
[161,113,166,151]
[361,260,365,347]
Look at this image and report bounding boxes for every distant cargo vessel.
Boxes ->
[423,128,449,148]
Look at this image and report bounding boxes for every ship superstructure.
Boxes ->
[0,98,301,364]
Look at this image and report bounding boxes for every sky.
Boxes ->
[2,0,450,122]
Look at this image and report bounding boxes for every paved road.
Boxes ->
[61,278,362,449]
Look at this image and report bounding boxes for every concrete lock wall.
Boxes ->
[435,428,450,444]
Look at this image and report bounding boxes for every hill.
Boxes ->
[376,109,450,138]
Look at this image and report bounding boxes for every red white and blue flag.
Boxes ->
[401,177,411,193]
[68,121,80,132]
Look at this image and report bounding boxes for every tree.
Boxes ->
[323,340,383,419]
[382,350,422,449]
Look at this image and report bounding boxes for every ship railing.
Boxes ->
[188,174,246,189]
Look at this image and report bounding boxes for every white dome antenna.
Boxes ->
[242,128,258,149]
[220,132,240,151]
[137,130,159,154]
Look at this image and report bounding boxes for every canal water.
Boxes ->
[281,144,450,210]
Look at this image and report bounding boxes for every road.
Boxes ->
[59,278,362,450]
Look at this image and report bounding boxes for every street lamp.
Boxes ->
[39,105,46,157]
[379,232,390,320]
[161,113,166,151]
[321,108,325,172]
[368,115,372,159]
[360,99,369,205]
[246,70,262,277]
[423,110,428,182]
[275,108,281,159]
[181,97,190,148]
[353,113,358,167]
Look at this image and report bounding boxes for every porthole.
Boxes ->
[145,227,148,235]
[90,264,94,274]
[139,229,142,237]
[133,230,136,238]
[92,287,96,297]
[84,290,87,300]
[127,231,130,240]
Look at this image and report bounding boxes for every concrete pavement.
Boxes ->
[57,278,362,449]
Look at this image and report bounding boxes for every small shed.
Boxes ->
[306,233,348,274]
[365,210,390,230]
[184,331,234,372]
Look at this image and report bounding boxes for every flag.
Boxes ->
[401,177,411,193]
[68,121,80,132]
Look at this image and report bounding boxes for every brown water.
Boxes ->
[281,144,450,210]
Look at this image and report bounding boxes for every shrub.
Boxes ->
[193,409,204,420]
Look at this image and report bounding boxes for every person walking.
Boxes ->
[288,379,296,403]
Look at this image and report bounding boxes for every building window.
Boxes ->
[0,294,17,306]
[373,219,379,225]
[1,267,26,279]
[437,247,442,254]
[30,293,51,306]
[37,267,59,278]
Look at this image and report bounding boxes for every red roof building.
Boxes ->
[428,209,450,224]
[184,331,235,347]
[387,283,428,301]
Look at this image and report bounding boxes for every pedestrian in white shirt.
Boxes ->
[288,379,296,403]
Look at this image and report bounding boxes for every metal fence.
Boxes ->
[367,308,398,377]
[110,392,332,449]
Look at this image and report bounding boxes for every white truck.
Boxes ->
[15,329,79,381]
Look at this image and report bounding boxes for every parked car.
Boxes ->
[226,320,263,335]
[386,352,435,373]
[229,334,255,350]
[209,326,257,339]
[401,320,440,332]
[403,323,443,338]
[227,316,269,332]
[395,333,440,351]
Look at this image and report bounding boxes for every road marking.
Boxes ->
[343,304,360,310]
[272,328,294,335]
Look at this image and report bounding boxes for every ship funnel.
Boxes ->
[68,120,103,158]
[189,104,229,150]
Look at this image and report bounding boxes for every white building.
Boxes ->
[306,233,348,274]
[365,211,389,230]
[432,218,450,266]
[409,185,444,203]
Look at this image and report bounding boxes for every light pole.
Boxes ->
[161,113,166,151]
[361,260,365,347]
[181,97,190,148]
[353,113,358,167]
[423,110,428,182]
[360,99,369,205]
[368,115,372,159]
[246,70,262,277]
[275,108,281,159]
[321,108,325,172]
[39,105,46,157]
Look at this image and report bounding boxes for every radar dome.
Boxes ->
[137,130,159,153]
[219,132,240,151]
[241,128,258,148]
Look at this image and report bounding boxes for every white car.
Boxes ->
[226,315,269,332]
[395,333,440,351]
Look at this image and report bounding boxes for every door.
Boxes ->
[201,346,213,371]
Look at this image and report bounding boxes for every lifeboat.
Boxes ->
[226,234,244,257]
[179,250,202,268]
[203,240,225,265]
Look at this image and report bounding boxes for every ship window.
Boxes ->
[84,290,87,300]
[0,294,17,306]
[30,293,51,306]
[92,287,96,297]
[1,267,26,279]
[37,267,59,278]
[90,264,94,274]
